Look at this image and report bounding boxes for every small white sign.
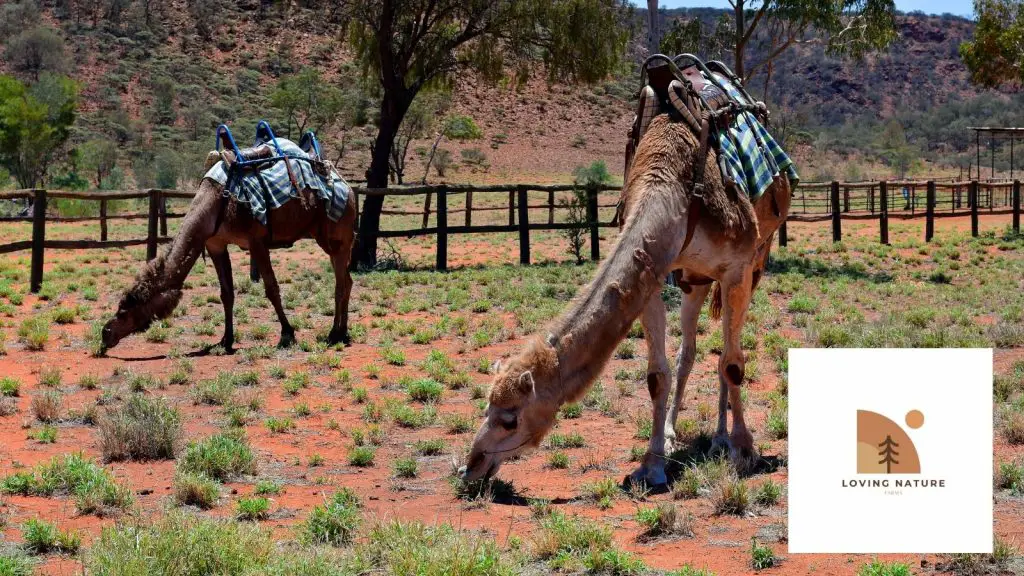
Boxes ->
[788,348,993,553]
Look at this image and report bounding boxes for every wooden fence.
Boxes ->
[0,179,1020,293]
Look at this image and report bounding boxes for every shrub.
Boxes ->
[753,478,783,507]
[99,395,181,462]
[31,391,62,423]
[348,446,375,467]
[27,425,57,444]
[301,489,361,546]
[85,512,272,574]
[254,480,283,496]
[178,432,256,481]
[750,538,776,571]
[0,377,18,397]
[406,378,443,403]
[173,471,219,509]
[236,496,270,521]
[393,457,418,478]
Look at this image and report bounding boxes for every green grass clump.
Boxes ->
[18,316,49,350]
[753,478,783,507]
[393,457,418,478]
[750,538,776,571]
[265,416,295,433]
[533,511,644,574]
[548,451,570,469]
[548,432,586,449]
[85,512,272,574]
[190,374,236,406]
[236,496,271,521]
[405,378,444,403]
[173,471,219,509]
[348,446,376,467]
[0,453,133,515]
[389,403,437,428]
[38,367,61,388]
[21,518,81,555]
[301,489,362,546]
[353,521,521,575]
[413,438,446,456]
[857,560,913,576]
[254,480,283,496]
[559,403,583,419]
[27,425,57,444]
[0,376,19,397]
[178,432,256,481]
[99,395,181,462]
[0,551,35,575]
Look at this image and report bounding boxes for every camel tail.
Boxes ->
[709,282,723,320]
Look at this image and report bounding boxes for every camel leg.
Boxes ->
[668,281,713,429]
[249,241,295,348]
[630,294,671,487]
[207,246,235,353]
[327,251,353,346]
[717,266,757,472]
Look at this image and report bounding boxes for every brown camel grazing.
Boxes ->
[461,114,791,485]
[100,151,357,354]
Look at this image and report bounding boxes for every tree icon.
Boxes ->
[877,435,900,473]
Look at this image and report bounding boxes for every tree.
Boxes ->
[270,68,347,140]
[342,0,632,267]
[660,14,733,60]
[421,114,482,183]
[387,90,449,185]
[3,27,69,82]
[80,139,119,187]
[960,0,1024,87]
[666,1,896,85]
[0,74,78,189]
[877,435,899,473]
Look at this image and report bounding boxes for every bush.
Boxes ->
[0,377,19,397]
[301,489,361,546]
[99,395,181,462]
[178,432,256,481]
[173,472,219,509]
[348,446,375,467]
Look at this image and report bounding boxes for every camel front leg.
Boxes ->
[630,293,671,487]
[249,241,295,348]
[207,246,235,353]
[327,251,353,346]
[717,266,757,473]
[668,279,712,430]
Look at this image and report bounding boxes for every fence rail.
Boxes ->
[0,179,1020,293]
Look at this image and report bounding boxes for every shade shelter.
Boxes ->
[969,127,1024,181]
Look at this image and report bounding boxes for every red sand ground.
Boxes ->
[0,215,1021,575]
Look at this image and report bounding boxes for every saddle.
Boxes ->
[623,54,772,255]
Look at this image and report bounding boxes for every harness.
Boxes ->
[214,121,331,242]
[622,54,774,255]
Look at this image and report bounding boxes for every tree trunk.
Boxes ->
[734,1,746,79]
[646,0,660,54]
[354,89,413,268]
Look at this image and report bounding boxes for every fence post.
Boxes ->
[422,190,433,229]
[925,181,935,242]
[465,190,473,227]
[436,186,448,271]
[778,220,788,247]
[1013,180,1020,235]
[843,186,850,213]
[30,190,47,294]
[879,181,889,245]
[517,185,530,265]
[970,180,979,237]
[147,189,160,261]
[160,194,168,237]
[830,181,842,242]
[507,190,515,226]
[587,184,600,261]
[548,190,555,224]
[99,198,108,242]
[869,186,875,214]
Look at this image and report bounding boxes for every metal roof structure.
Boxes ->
[968,127,1022,180]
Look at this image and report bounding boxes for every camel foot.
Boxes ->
[709,433,731,459]
[629,453,668,487]
[218,336,235,355]
[326,327,350,347]
[277,330,296,349]
[730,429,758,475]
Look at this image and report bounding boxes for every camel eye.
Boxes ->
[497,410,518,430]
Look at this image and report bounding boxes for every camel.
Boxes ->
[100,151,357,354]
[460,114,791,485]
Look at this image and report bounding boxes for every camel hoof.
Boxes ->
[326,328,350,347]
[629,453,668,487]
[278,332,296,349]
[709,434,731,458]
[219,339,235,355]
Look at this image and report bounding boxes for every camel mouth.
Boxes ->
[458,458,499,483]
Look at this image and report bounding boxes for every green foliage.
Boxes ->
[857,560,913,576]
[178,432,257,481]
[173,471,219,509]
[271,68,348,139]
[0,551,34,576]
[960,0,1024,87]
[22,518,80,555]
[0,452,133,515]
[236,497,271,521]
[99,394,182,462]
[302,489,362,546]
[0,73,77,188]
[3,26,68,80]
[572,160,612,187]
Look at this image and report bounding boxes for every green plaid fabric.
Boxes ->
[204,137,350,225]
[712,72,799,200]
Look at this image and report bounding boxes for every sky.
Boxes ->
[639,1,975,18]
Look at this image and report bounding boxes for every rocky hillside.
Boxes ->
[2,1,1021,186]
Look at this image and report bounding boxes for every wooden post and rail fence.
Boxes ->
[0,179,1020,293]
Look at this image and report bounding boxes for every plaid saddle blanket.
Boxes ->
[711,72,798,201]
[203,138,350,225]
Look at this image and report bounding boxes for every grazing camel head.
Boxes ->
[101,255,183,353]
[460,337,562,482]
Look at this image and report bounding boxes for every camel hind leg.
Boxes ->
[327,250,353,346]
[249,240,296,348]
[668,277,713,430]
[716,264,757,473]
[630,293,671,487]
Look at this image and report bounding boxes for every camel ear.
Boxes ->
[203,151,222,171]
[491,359,503,375]
[517,371,535,398]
